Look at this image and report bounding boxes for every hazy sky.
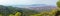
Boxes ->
[0,0,58,6]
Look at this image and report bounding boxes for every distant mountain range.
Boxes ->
[12,4,57,12]
[12,4,56,8]
[28,6,57,12]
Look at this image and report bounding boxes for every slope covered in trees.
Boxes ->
[0,5,39,16]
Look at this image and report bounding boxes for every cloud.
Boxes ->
[0,0,57,5]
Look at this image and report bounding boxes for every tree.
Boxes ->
[9,14,14,16]
[55,0,60,16]
[57,0,60,8]
[15,12,21,16]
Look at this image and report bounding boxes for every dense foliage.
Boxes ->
[57,0,60,8]
[0,5,58,16]
[0,5,39,16]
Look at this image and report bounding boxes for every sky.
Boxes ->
[0,0,58,6]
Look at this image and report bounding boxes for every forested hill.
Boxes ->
[0,5,39,16]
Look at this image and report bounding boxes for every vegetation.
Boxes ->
[0,5,39,16]
[0,5,58,16]
[0,0,60,16]
[57,0,60,8]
